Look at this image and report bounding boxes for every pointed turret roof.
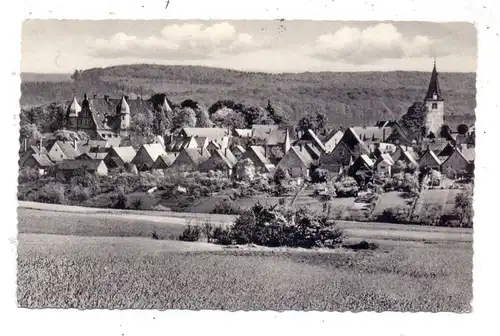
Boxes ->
[117,95,130,114]
[67,96,82,116]
[424,61,443,101]
[162,97,173,113]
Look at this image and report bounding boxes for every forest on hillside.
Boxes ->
[20,64,476,129]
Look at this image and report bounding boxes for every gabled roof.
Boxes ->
[202,149,235,169]
[110,146,137,163]
[291,146,315,168]
[359,154,375,167]
[152,153,177,169]
[323,130,343,153]
[377,153,394,166]
[141,143,167,161]
[30,153,53,167]
[438,142,456,157]
[233,145,246,154]
[52,141,79,159]
[460,147,475,162]
[345,128,371,154]
[77,152,108,160]
[443,148,471,167]
[180,127,231,140]
[401,150,418,166]
[295,129,327,152]
[244,146,275,171]
[176,148,211,166]
[233,129,253,137]
[351,126,391,142]
[304,143,322,160]
[57,159,105,171]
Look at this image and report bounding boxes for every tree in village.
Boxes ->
[54,129,80,141]
[401,102,427,136]
[297,112,328,135]
[440,124,452,138]
[173,107,197,128]
[243,105,273,126]
[457,124,469,135]
[235,158,256,181]
[211,107,247,129]
[195,107,213,127]
[454,186,473,228]
[265,100,290,126]
[131,109,155,136]
[19,123,42,142]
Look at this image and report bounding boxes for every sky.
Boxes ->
[21,20,477,74]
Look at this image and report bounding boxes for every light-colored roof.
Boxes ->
[31,153,53,167]
[79,152,108,160]
[234,129,253,137]
[111,146,137,163]
[153,153,177,168]
[291,146,315,168]
[427,150,442,165]
[323,130,343,153]
[181,127,231,140]
[246,146,275,170]
[142,143,167,161]
[234,145,246,154]
[54,141,79,159]
[359,154,375,167]
[351,126,391,142]
[402,150,418,166]
[118,96,130,114]
[378,153,394,166]
[460,147,475,162]
[67,97,82,116]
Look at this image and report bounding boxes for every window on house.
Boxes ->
[432,103,438,109]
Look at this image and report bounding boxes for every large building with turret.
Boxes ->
[423,61,445,136]
[65,94,131,139]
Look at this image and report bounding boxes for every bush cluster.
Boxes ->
[212,202,344,248]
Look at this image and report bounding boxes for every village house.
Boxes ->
[20,152,53,174]
[170,148,211,172]
[151,152,178,171]
[46,140,80,162]
[76,151,109,161]
[349,154,375,183]
[19,144,49,167]
[351,126,391,144]
[104,146,137,169]
[375,153,394,176]
[131,143,167,171]
[235,145,275,176]
[56,159,108,177]
[323,130,343,153]
[178,127,231,141]
[441,147,474,177]
[199,148,238,177]
[293,129,327,153]
[319,141,355,174]
[231,145,246,160]
[275,145,315,179]
[419,149,442,171]
[391,145,419,166]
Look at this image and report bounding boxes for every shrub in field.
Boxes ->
[210,198,242,215]
[217,202,344,248]
[35,182,67,205]
[212,227,233,245]
[418,204,442,226]
[68,185,92,204]
[377,205,411,223]
[130,198,143,210]
[18,167,39,183]
[178,224,201,242]
[334,176,359,198]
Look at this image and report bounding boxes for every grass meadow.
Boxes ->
[17,203,473,311]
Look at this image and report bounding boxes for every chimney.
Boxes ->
[300,143,303,152]
[24,138,27,152]
[74,138,77,151]
[200,147,203,155]
[39,138,43,153]
[382,128,386,142]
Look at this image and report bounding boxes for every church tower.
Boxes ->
[423,61,444,136]
[66,96,81,130]
[117,95,130,136]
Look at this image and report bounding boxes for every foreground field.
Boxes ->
[17,202,473,311]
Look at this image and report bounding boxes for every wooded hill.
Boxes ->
[21,64,476,129]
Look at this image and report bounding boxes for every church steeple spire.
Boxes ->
[424,60,443,101]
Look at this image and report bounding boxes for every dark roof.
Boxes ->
[424,62,443,101]
[57,159,104,171]
[31,153,53,167]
